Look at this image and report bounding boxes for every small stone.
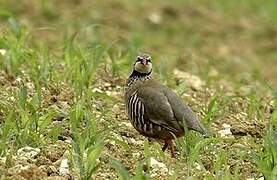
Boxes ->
[232,143,246,148]
[173,69,204,90]
[149,157,168,175]
[119,122,133,129]
[92,88,103,93]
[218,123,232,137]
[44,176,68,180]
[194,162,201,170]
[48,165,58,174]
[148,13,162,24]
[132,152,141,158]
[218,129,232,137]
[150,172,158,178]
[59,158,69,176]
[0,156,6,164]
[127,138,143,146]
[0,49,6,56]
[17,146,40,159]
[64,140,71,144]
[99,118,105,123]
[103,82,112,87]
[222,123,231,129]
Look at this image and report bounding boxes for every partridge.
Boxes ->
[124,54,208,156]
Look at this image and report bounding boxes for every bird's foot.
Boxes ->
[162,139,177,158]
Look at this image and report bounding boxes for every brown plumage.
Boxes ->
[124,54,208,156]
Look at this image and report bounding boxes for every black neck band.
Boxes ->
[130,70,152,78]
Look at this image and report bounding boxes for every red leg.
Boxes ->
[162,139,176,157]
[162,139,169,151]
[162,140,168,151]
[168,141,177,157]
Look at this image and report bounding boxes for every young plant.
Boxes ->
[110,158,150,180]
[254,100,277,179]
[69,100,104,179]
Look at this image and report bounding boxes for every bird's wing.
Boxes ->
[136,86,181,133]
[162,86,208,134]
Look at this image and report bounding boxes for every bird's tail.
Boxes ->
[183,113,211,136]
[194,122,211,137]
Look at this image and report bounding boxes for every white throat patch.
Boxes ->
[134,62,152,74]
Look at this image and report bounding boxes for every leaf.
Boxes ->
[18,85,27,109]
[143,140,151,159]
[188,138,213,167]
[203,96,217,123]
[87,143,103,178]
[110,159,130,180]
[133,160,149,180]
[39,111,56,131]
[110,138,130,151]
[1,111,15,141]
[271,165,277,180]
[213,149,226,174]
[8,17,21,38]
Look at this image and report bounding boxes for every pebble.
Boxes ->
[59,158,69,176]
[127,138,143,146]
[148,12,162,24]
[119,122,133,129]
[247,177,264,180]
[173,69,204,90]
[149,157,168,176]
[0,49,6,56]
[218,123,233,137]
[17,146,40,159]
[194,162,201,170]
[92,88,103,93]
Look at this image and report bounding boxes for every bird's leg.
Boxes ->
[168,141,177,158]
[162,139,177,157]
[162,139,170,151]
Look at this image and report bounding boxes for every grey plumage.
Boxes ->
[124,54,208,156]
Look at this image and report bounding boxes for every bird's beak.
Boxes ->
[141,59,147,65]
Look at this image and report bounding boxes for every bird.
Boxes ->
[124,54,208,157]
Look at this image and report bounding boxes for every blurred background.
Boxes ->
[0,1,276,179]
[0,0,276,88]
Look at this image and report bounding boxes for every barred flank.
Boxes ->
[126,92,163,135]
[127,93,144,130]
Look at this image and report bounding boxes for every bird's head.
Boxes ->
[133,54,152,74]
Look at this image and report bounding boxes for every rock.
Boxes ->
[247,177,264,180]
[59,158,69,176]
[149,157,168,176]
[194,162,201,170]
[17,146,40,159]
[103,82,112,88]
[232,143,246,149]
[119,122,133,129]
[218,123,233,137]
[0,156,6,164]
[7,164,47,179]
[132,152,141,158]
[110,132,124,143]
[126,137,143,146]
[0,49,6,56]
[48,165,58,175]
[45,176,68,180]
[173,69,204,91]
[148,12,162,24]
[92,88,103,93]
[44,143,67,162]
